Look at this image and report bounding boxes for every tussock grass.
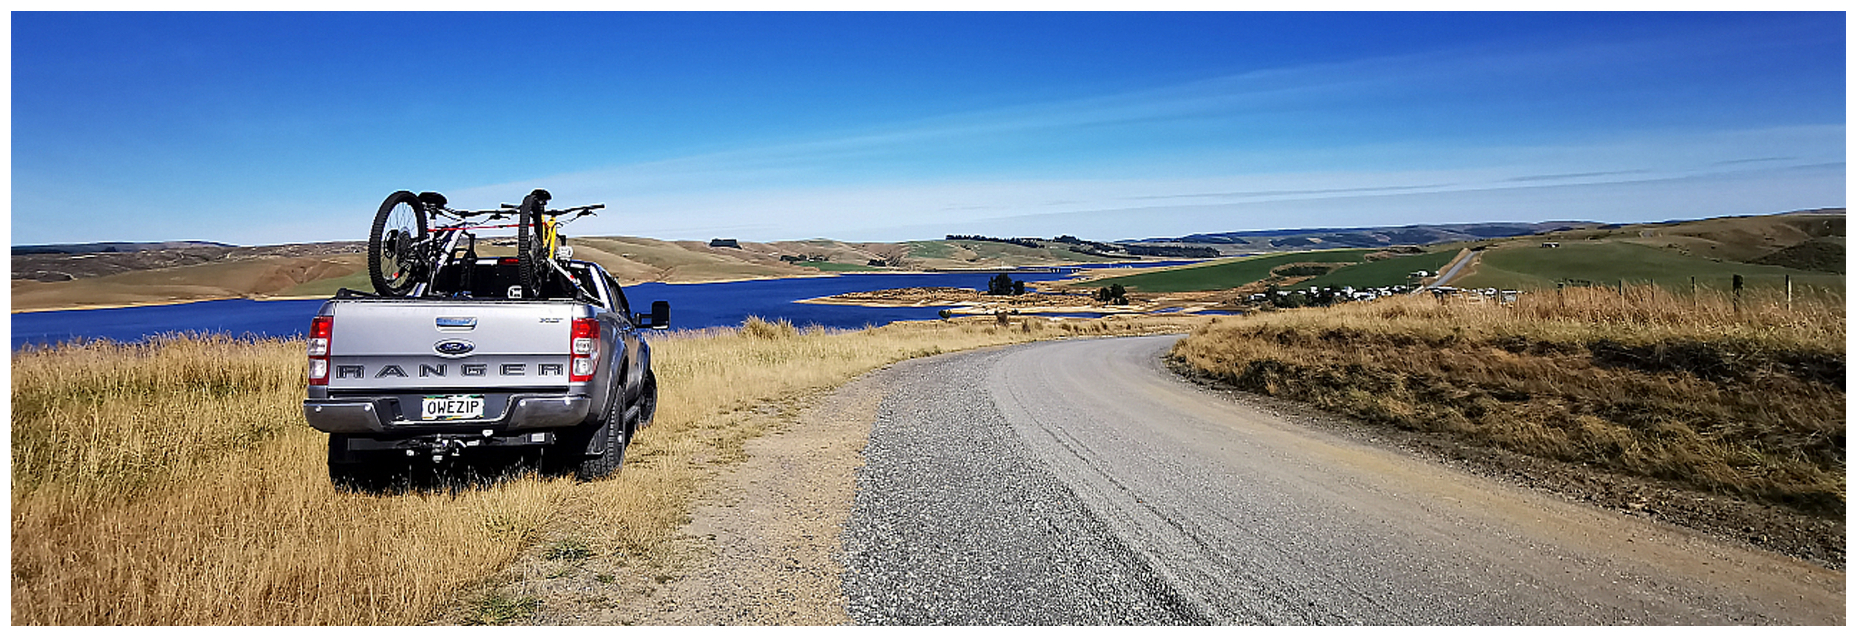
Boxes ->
[12,315,1199,625]
[1170,286,1845,513]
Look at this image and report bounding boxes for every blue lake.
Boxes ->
[11,261,1203,350]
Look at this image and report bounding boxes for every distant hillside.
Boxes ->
[11,240,235,255]
[1450,208,1845,292]
[12,209,1841,312]
[1129,221,1597,253]
[1751,239,1844,273]
[7,236,1147,312]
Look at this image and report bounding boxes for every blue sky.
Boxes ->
[8,11,1846,246]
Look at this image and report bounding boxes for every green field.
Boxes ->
[1090,249,1375,292]
[282,270,370,297]
[905,239,1126,265]
[1300,250,1461,289]
[903,240,958,260]
[798,261,882,272]
[1456,242,1842,292]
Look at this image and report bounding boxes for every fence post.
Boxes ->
[1556,281,1564,308]
[1786,275,1793,310]
[1733,274,1744,314]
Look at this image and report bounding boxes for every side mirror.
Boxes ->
[638,300,670,330]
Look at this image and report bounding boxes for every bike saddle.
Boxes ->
[417,191,448,208]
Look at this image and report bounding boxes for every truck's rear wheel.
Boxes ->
[328,435,392,493]
[542,388,627,481]
[577,421,627,481]
[635,370,658,431]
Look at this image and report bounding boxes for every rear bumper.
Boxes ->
[304,394,591,434]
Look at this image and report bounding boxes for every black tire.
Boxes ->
[515,188,551,299]
[575,417,628,481]
[368,190,428,296]
[634,370,659,431]
[541,383,628,481]
[328,435,393,493]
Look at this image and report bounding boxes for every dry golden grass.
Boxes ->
[1170,286,1845,513]
[11,314,1199,625]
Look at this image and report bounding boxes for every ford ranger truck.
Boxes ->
[304,258,667,489]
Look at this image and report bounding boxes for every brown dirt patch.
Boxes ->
[450,366,895,625]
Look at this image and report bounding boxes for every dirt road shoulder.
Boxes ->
[468,360,903,625]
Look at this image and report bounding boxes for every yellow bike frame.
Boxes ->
[539,216,562,259]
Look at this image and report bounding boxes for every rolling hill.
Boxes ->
[1448,209,1844,293]
[11,209,1842,311]
[1084,249,1379,293]
[1129,221,1598,254]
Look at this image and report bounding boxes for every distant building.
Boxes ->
[1541,241,1560,248]
[709,238,741,248]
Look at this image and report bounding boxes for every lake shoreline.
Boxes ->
[6,271,963,314]
[9,295,308,314]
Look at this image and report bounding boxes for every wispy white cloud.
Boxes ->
[422,24,1843,244]
[458,120,1837,243]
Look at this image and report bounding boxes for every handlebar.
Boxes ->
[435,206,509,220]
[494,202,605,217]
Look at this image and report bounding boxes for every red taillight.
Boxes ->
[570,318,599,382]
[308,316,333,386]
[499,257,520,265]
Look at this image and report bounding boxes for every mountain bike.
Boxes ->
[366,189,602,299]
[511,188,604,301]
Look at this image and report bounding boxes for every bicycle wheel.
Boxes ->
[368,190,429,296]
[515,188,551,298]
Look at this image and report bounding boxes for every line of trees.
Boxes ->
[1124,245,1220,258]
[947,234,1045,248]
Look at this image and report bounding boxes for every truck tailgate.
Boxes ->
[327,300,580,392]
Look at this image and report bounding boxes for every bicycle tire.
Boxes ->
[515,188,551,298]
[368,190,429,296]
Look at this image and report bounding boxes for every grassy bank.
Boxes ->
[1301,249,1460,289]
[1089,249,1376,292]
[11,315,1199,625]
[1169,286,1845,514]
[1457,241,1842,292]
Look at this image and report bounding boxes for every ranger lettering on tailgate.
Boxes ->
[334,363,567,379]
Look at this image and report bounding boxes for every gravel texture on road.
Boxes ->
[842,346,1205,625]
[842,335,1844,625]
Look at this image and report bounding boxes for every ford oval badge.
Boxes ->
[434,339,476,357]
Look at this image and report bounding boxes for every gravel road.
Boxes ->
[841,335,1844,625]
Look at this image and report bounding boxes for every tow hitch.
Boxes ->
[405,438,472,463]
[371,429,558,464]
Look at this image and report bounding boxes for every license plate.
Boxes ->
[421,395,485,421]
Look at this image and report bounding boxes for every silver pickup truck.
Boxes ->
[303,257,667,489]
